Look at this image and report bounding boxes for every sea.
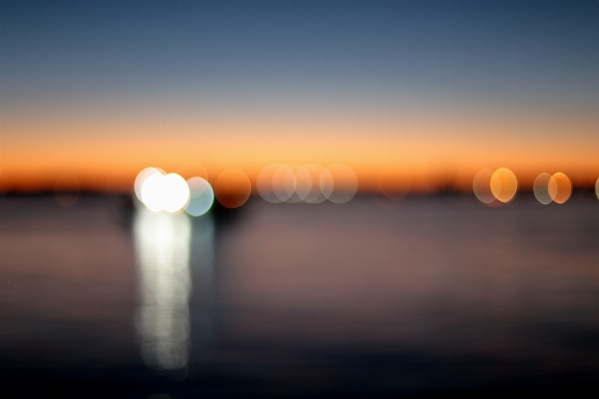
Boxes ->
[1,193,598,397]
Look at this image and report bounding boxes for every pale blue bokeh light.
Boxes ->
[185,177,214,217]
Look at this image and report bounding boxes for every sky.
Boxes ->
[1,0,598,192]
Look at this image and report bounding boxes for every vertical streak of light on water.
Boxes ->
[133,209,192,372]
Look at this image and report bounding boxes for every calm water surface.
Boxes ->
[1,195,598,397]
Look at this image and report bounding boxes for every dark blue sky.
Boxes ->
[2,1,598,104]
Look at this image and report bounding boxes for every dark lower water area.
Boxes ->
[1,194,599,397]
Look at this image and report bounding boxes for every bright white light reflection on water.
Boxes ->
[133,209,192,372]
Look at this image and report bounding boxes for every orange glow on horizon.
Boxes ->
[1,107,598,193]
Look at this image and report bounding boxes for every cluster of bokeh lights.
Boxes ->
[133,165,598,212]
[532,172,572,205]
[473,167,519,204]
[135,167,214,216]
[257,163,358,204]
[473,167,574,205]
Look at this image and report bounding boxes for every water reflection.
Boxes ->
[133,207,217,373]
[188,212,216,353]
[133,209,192,371]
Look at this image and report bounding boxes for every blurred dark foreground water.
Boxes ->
[1,194,599,398]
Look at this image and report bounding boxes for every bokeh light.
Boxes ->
[548,172,572,204]
[257,163,328,204]
[140,173,164,212]
[490,167,518,203]
[272,164,296,203]
[54,173,80,207]
[140,172,190,213]
[135,167,165,203]
[294,165,313,201]
[163,174,191,213]
[533,173,552,205]
[320,164,358,204]
[214,168,251,209]
[299,164,327,204]
[472,168,495,204]
[284,164,304,203]
[185,177,214,217]
[256,163,282,203]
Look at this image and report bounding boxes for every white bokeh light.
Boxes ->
[140,173,164,212]
[533,173,552,205]
[135,167,165,203]
[163,173,191,213]
[258,163,328,204]
[472,168,495,204]
[140,172,190,213]
[257,163,282,203]
[272,164,296,202]
[294,165,313,201]
[320,164,358,203]
[300,164,327,204]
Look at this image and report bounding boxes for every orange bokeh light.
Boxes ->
[214,168,251,209]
